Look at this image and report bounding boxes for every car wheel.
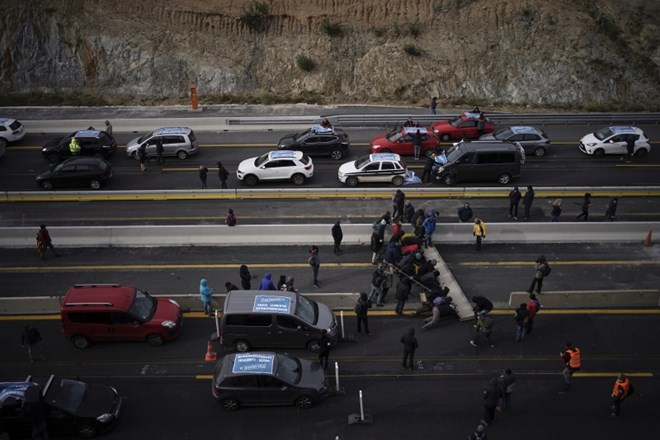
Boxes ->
[497,173,512,185]
[89,179,101,190]
[440,133,451,142]
[0,139,7,149]
[221,398,240,412]
[234,340,250,352]
[294,395,314,409]
[176,150,188,160]
[635,148,648,158]
[442,174,455,186]
[130,151,138,159]
[243,175,258,187]
[291,173,306,186]
[392,176,404,186]
[41,180,54,191]
[593,148,605,157]
[533,147,546,157]
[330,149,344,160]
[345,176,358,187]
[72,335,90,349]
[47,153,60,163]
[307,339,321,352]
[146,334,165,346]
[77,424,98,439]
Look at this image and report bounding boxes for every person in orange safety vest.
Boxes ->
[611,374,632,417]
[560,341,581,389]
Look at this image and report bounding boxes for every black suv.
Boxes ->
[41,129,117,163]
[36,156,113,190]
[277,127,350,160]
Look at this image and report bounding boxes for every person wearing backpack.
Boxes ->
[611,374,633,417]
[470,314,495,348]
[354,292,372,335]
[528,255,551,294]
[526,293,541,334]
[225,208,237,227]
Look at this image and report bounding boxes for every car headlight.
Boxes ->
[42,148,47,152]
[372,144,380,149]
[586,143,597,147]
[162,320,176,329]
[96,413,114,423]
[437,166,445,172]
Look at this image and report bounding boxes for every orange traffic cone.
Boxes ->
[204,340,217,362]
[643,229,653,246]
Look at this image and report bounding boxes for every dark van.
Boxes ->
[219,291,338,353]
[433,141,525,185]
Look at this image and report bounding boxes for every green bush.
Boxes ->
[322,19,343,37]
[403,44,421,56]
[296,55,316,72]
[371,27,386,38]
[239,2,270,32]
[407,21,421,37]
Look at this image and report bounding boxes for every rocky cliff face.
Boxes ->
[1,0,658,108]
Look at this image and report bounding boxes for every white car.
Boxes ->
[338,153,407,187]
[237,150,314,186]
[0,118,26,143]
[579,126,651,157]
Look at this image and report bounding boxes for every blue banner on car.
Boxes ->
[232,353,275,374]
[253,295,291,313]
[0,382,38,403]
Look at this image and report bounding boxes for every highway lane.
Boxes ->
[1,313,658,439]
[2,125,660,191]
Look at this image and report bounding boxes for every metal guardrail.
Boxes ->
[225,113,660,128]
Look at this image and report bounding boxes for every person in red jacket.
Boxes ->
[36,224,59,260]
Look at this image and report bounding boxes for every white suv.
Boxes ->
[579,126,650,157]
[0,118,26,144]
[237,150,314,186]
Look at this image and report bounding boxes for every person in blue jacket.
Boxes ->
[199,279,213,316]
[259,272,276,290]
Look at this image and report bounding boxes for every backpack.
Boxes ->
[541,263,552,277]
[354,300,364,315]
[226,213,236,226]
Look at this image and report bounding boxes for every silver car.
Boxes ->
[125,127,199,160]
[480,126,551,157]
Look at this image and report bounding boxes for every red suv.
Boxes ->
[60,284,183,348]
[431,112,495,141]
[369,126,438,156]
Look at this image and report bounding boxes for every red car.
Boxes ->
[431,112,495,141]
[369,126,439,156]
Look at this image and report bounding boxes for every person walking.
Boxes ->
[225,208,237,226]
[308,245,321,288]
[575,192,592,221]
[392,190,405,222]
[379,262,395,306]
[472,295,494,318]
[217,161,229,189]
[526,293,541,334]
[354,292,372,334]
[403,200,415,223]
[560,341,582,389]
[497,369,516,411]
[138,143,147,172]
[370,228,384,264]
[611,374,633,417]
[331,220,343,255]
[421,153,435,184]
[199,279,214,316]
[400,327,418,371]
[513,303,529,342]
[367,265,384,303]
[430,97,437,115]
[522,186,535,221]
[285,276,297,292]
[481,377,502,426]
[622,135,635,163]
[258,272,276,290]
[468,424,488,440]
[549,199,562,222]
[528,255,551,294]
[470,314,495,348]
[508,186,522,220]
[155,138,165,164]
[199,165,208,189]
[104,120,113,137]
[477,113,486,136]
[36,224,59,260]
[21,325,47,364]
[473,218,486,251]
[317,329,331,370]
[422,212,436,248]
[458,202,473,223]
[394,277,411,315]
[412,129,422,160]
[239,264,251,290]
[605,197,618,221]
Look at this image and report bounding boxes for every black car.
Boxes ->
[36,157,112,190]
[277,127,350,160]
[41,130,117,163]
[0,375,122,438]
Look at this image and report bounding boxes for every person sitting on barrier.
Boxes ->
[422,296,457,330]
[413,285,449,316]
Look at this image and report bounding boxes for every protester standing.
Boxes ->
[331,220,343,255]
[513,303,529,342]
[470,314,495,348]
[258,272,276,290]
[497,369,516,411]
[403,200,415,223]
[239,264,251,290]
[522,186,535,221]
[430,97,437,115]
[155,138,165,164]
[560,341,582,389]
[317,330,331,370]
[528,255,551,294]
[21,325,46,364]
[104,120,113,137]
[400,327,418,371]
[549,199,562,222]
[575,192,592,221]
[225,208,237,226]
[412,129,422,160]
[217,161,229,189]
[458,202,473,223]
[395,277,411,315]
[508,187,521,220]
[605,197,618,221]
[199,165,208,189]
[526,293,541,334]
[422,212,437,248]
[199,279,214,316]
[421,153,435,184]
[481,378,502,426]
[473,218,486,251]
[36,224,59,260]
[308,245,321,288]
[355,292,372,334]
[611,374,632,417]
[367,265,384,303]
[623,135,635,163]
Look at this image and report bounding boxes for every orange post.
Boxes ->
[643,229,653,246]
[190,84,199,110]
[204,340,217,362]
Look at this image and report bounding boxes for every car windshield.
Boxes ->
[386,130,405,142]
[46,378,87,414]
[449,116,463,127]
[128,289,156,322]
[294,130,312,141]
[494,128,514,139]
[594,127,615,140]
[275,354,302,384]
[254,152,271,167]
[445,144,464,163]
[294,294,317,325]
[137,131,156,144]
[354,155,373,169]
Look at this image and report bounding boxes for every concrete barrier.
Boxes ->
[424,246,473,321]
[509,290,660,309]
[1,222,657,248]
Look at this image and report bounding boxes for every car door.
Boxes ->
[78,138,98,157]
[257,375,296,405]
[108,312,143,341]
[455,152,478,182]
[359,162,382,183]
[396,132,414,155]
[459,120,478,138]
[606,134,630,155]
[301,135,322,156]
[52,163,80,188]
[163,135,186,156]
[379,161,399,182]
[275,315,313,348]
[229,375,263,405]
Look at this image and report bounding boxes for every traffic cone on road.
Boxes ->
[204,340,217,362]
[643,229,653,246]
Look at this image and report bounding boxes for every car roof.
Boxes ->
[608,126,641,134]
[463,112,481,119]
[459,141,521,152]
[63,284,136,310]
[227,352,278,375]
[369,153,401,162]
[224,290,297,314]
[268,150,303,160]
[58,156,106,165]
[402,126,428,135]
[0,118,17,125]
[153,127,192,136]
[74,130,103,138]
[510,126,542,135]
